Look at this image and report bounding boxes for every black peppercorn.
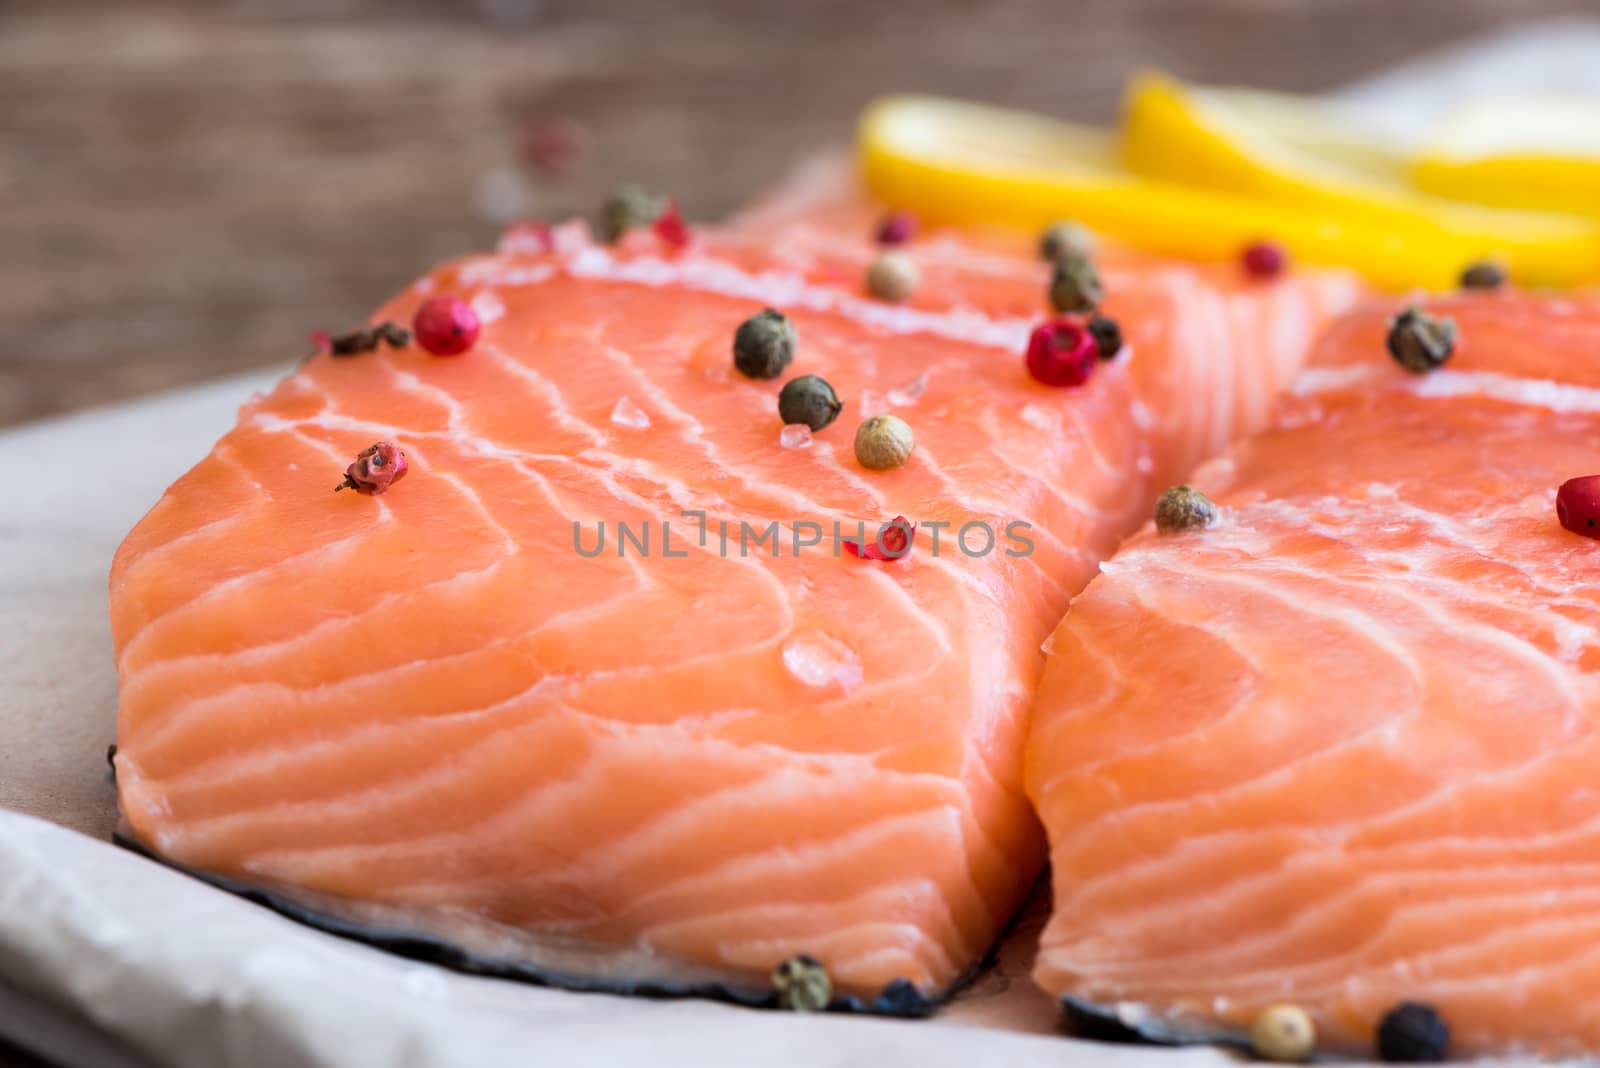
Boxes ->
[772,954,831,1012]
[1087,315,1123,360]
[1376,1002,1449,1062]
[601,185,667,243]
[1460,260,1507,291]
[733,309,797,380]
[1155,485,1217,533]
[1049,253,1103,314]
[1386,306,1457,374]
[778,375,843,431]
[328,320,411,356]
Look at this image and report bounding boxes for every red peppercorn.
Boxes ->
[875,211,918,246]
[413,297,480,357]
[653,200,691,252]
[1025,317,1098,388]
[1557,475,1600,538]
[843,516,916,561]
[336,441,409,496]
[1242,240,1288,278]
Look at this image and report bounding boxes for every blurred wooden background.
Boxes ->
[4,0,1599,428]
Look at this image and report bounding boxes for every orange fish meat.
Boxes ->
[1030,292,1600,1055]
[110,198,1358,1006]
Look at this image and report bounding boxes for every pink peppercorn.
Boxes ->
[653,201,691,251]
[843,516,916,561]
[1025,317,1098,388]
[875,211,917,246]
[336,441,409,496]
[412,297,480,356]
[1557,475,1600,538]
[1242,240,1288,278]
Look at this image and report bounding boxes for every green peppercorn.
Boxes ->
[778,375,843,432]
[1386,305,1457,374]
[1251,1004,1316,1063]
[1155,484,1217,533]
[1049,253,1102,314]
[1459,259,1507,291]
[772,954,832,1013]
[1376,1002,1449,1062]
[1040,220,1095,263]
[733,309,797,380]
[601,185,668,243]
[1087,315,1123,360]
[854,414,915,471]
[866,251,919,303]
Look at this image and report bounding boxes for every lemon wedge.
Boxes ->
[858,96,1421,289]
[1411,95,1600,219]
[1118,73,1600,287]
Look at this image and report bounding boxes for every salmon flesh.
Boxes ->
[1030,293,1600,1055]
[110,195,1358,1007]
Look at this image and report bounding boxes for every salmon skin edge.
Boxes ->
[108,826,1011,1017]
[1059,995,1249,1049]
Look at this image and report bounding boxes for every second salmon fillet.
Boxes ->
[111,208,1356,1005]
[1030,293,1600,1055]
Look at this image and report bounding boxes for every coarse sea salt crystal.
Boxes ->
[781,633,864,691]
[610,396,651,429]
[779,424,813,449]
[888,372,928,407]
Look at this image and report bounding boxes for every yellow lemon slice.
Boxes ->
[1411,95,1600,219]
[1118,73,1600,287]
[857,96,1599,290]
[857,96,1415,287]
[1125,76,1414,187]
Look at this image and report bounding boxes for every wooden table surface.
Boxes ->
[1,0,1593,431]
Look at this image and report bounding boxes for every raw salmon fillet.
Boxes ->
[110,197,1356,1005]
[1029,292,1600,1055]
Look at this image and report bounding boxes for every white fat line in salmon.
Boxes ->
[457,249,1038,354]
[570,514,1037,559]
[1292,365,1600,414]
